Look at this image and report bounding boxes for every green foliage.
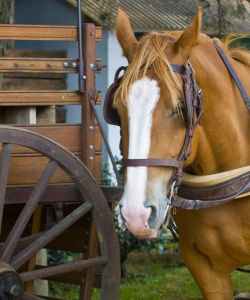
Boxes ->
[47,249,73,266]
[102,156,124,186]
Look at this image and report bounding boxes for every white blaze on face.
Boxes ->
[121,77,160,232]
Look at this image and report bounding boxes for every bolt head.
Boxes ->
[89,156,94,160]
[89,145,94,150]
[63,62,68,67]
[9,285,22,296]
[89,126,94,130]
[89,63,94,69]
[72,62,77,68]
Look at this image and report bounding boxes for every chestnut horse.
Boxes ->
[113,7,250,300]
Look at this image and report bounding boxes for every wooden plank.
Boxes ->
[5,185,82,204]
[94,154,102,182]
[3,77,66,90]
[94,125,102,154]
[0,25,102,42]
[0,57,78,73]
[0,124,101,154]
[6,154,102,185]
[0,90,81,106]
[81,24,96,170]
[8,125,81,154]
[8,156,72,185]
[36,106,56,125]
[0,58,101,74]
[3,73,66,80]
[5,185,120,205]
[5,49,67,58]
[2,107,36,124]
[80,24,100,300]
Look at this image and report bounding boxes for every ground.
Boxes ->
[50,249,250,299]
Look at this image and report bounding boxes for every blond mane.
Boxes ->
[114,32,249,110]
[114,32,183,109]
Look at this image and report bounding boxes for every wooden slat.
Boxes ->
[94,154,102,182]
[0,58,102,74]
[5,49,67,58]
[0,58,78,73]
[6,154,102,185]
[5,185,82,205]
[94,125,102,154]
[4,185,120,205]
[0,124,101,154]
[8,156,71,185]
[0,25,102,42]
[0,91,81,106]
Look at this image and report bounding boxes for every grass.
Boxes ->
[51,260,250,299]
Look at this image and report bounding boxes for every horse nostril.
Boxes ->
[147,205,158,228]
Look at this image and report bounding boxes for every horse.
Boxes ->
[112,7,250,300]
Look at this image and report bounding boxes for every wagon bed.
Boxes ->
[0,2,120,300]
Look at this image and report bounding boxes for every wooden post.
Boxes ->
[81,23,96,171]
[79,23,99,300]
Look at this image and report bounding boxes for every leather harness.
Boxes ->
[103,42,250,211]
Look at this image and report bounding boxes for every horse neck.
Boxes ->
[187,40,250,175]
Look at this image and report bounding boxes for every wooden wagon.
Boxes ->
[0,1,121,299]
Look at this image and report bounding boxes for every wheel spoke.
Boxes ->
[21,293,45,300]
[11,201,93,270]
[20,256,106,282]
[0,143,12,235]
[0,160,58,262]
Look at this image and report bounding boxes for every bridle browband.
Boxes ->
[120,62,204,192]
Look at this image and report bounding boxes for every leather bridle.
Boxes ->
[104,62,204,200]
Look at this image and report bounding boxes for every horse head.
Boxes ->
[113,8,202,238]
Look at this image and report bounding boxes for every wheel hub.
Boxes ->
[0,262,23,299]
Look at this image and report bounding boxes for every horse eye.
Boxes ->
[169,108,178,118]
[169,102,185,118]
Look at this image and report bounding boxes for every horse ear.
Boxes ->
[115,8,137,62]
[175,7,202,59]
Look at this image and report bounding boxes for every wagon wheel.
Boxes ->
[0,125,120,300]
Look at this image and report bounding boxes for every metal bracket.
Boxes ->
[63,61,78,69]
[89,61,107,73]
